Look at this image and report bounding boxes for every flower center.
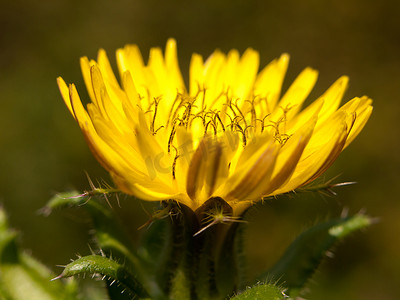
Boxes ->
[146,87,293,150]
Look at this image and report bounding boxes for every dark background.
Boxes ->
[1,0,399,299]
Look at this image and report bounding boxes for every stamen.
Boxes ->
[200,84,207,110]
[150,97,161,134]
[214,112,225,132]
[153,126,164,134]
[168,124,177,153]
[166,93,182,128]
[171,145,179,180]
[244,125,254,141]
[233,123,247,146]
[258,114,271,132]
[204,119,217,135]
[265,117,291,145]
[182,100,196,128]
[225,113,234,129]
[245,99,257,130]
[144,87,152,111]
[231,101,248,128]
[189,113,204,127]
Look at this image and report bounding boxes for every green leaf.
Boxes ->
[55,254,145,298]
[44,191,90,212]
[45,192,166,299]
[0,206,79,300]
[230,282,286,300]
[45,192,137,266]
[260,213,372,297]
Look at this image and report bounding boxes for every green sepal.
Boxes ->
[215,221,245,298]
[229,282,286,300]
[136,203,182,293]
[169,265,192,300]
[168,203,199,299]
[0,207,79,300]
[215,206,252,298]
[260,213,372,297]
[138,201,202,299]
[55,255,146,298]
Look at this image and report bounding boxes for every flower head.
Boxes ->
[58,39,372,215]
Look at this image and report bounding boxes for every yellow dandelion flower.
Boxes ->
[57,39,372,215]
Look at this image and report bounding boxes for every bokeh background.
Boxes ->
[1,0,399,299]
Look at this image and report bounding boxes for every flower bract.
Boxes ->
[58,39,372,215]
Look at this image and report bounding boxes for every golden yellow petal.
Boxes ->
[173,126,194,191]
[97,49,121,89]
[135,111,168,159]
[225,141,278,201]
[253,53,289,114]
[189,53,204,97]
[165,38,186,93]
[111,172,179,201]
[148,47,168,92]
[186,136,229,206]
[57,77,74,118]
[286,97,323,135]
[220,132,278,201]
[97,50,132,120]
[344,99,373,148]
[186,138,207,203]
[271,67,318,122]
[223,49,240,91]
[203,51,226,108]
[89,65,130,134]
[68,83,90,126]
[88,114,143,172]
[315,76,349,125]
[204,141,228,198]
[116,44,145,74]
[68,84,127,175]
[234,48,259,104]
[120,71,141,125]
[116,45,148,99]
[273,111,348,194]
[80,56,97,103]
[264,114,317,195]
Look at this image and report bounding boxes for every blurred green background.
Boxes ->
[0,0,398,298]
